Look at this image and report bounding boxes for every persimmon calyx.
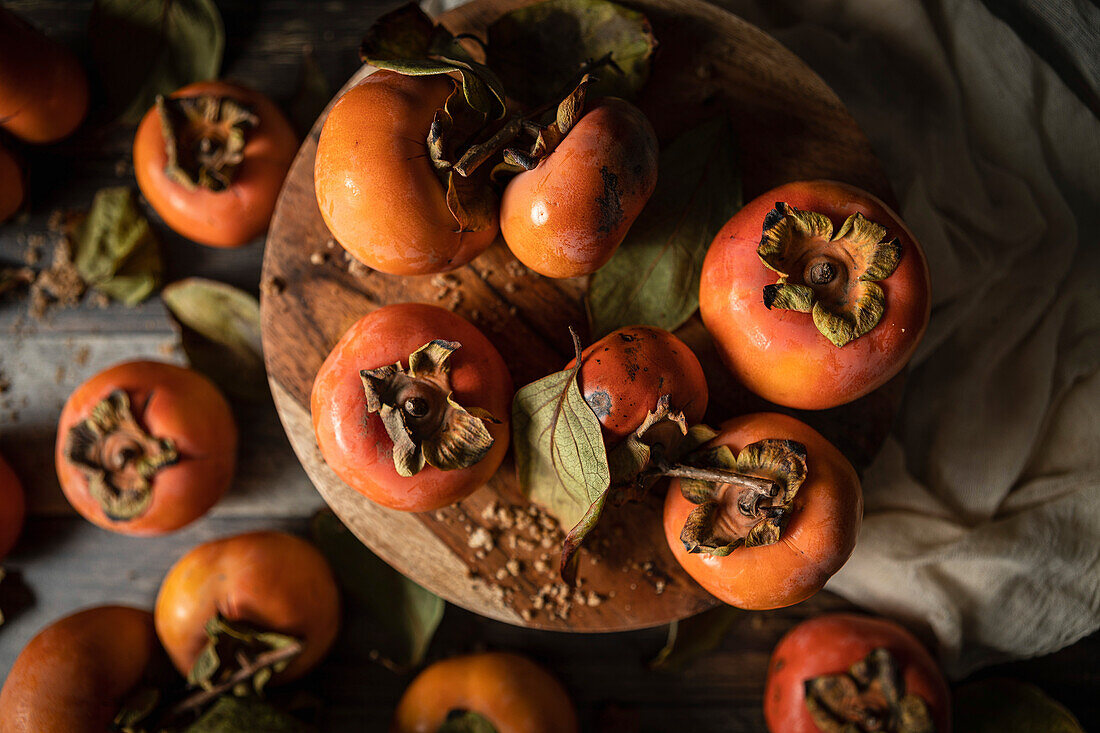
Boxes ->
[678,438,808,555]
[438,710,500,733]
[64,389,178,521]
[757,202,902,348]
[804,647,936,733]
[361,340,497,478]
[188,614,302,697]
[156,94,259,192]
[501,73,593,173]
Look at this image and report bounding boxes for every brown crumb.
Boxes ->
[310,251,327,265]
[30,236,85,319]
[261,277,286,296]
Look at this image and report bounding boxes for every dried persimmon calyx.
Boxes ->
[157,94,259,192]
[361,340,497,478]
[64,389,178,521]
[757,202,902,347]
[804,647,936,733]
[678,438,807,555]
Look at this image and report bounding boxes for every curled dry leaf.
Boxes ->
[587,117,741,338]
[310,509,444,671]
[89,0,224,123]
[161,278,266,402]
[187,614,302,695]
[72,187,163,306]
[486,0,656,108]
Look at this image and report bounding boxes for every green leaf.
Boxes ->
[439,710,500,733]
[512,329,610,530]
[72,187,163,305]
[953,680,1084,732]
[183,696,310,733]
[161,278,266,402]
[649,606,742,671]
[310,509,443,670]
[90,0,224,123]
[288,47,330,138]
[587,118,741,338]
[487,0,656,108]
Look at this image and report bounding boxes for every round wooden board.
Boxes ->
[261,0,897,632]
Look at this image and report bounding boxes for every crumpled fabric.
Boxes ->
[431,0,1100,676]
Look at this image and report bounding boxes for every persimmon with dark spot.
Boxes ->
[0,453,24,560]
[664,412,862,610]
[700,180,930,409]
[392,652,579,733]
[55,360,237,535]
[155,531,340,684]
[764,613,951,732]
[501,98,658,279]
[312,303,513,512]
[133,81,297,247]
[0,606,159,733]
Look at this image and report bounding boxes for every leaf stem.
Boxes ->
[167,640,303,717]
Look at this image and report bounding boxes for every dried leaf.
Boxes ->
[953,680,1084,733]
[487,0,656,108]
[650,606,741,671]
[161,278,266,401]
[287,47,330,137]
[310,509,443,670]
[438,711,500,733]
[90,0,224,123]
[587,118,740,337]
[512,328,610,530]
[183,696,310,733]
[72,187,163,306]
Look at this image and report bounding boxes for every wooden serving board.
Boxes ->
[261,0,896,632]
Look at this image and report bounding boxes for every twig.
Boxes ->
[167,641,303,717]
[660,464,778,496]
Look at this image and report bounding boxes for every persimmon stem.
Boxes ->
[454,116,523,177]
[167,640,303,717]
[660,463,779,496]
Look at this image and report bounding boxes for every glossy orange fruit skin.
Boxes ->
[155,530,340,683]
[0,453,25,560]
[0,144,24,222]
[569,326,708,447]
[764,613,951,732]
[663,412,862,610]
[0,605,158,733]
[0,7,88,143]
[133,80,297,248]
[315,71,498,275]
[501,98,658,278]
[55,360,237,535]
[312,303,513,512]
[699,180,930,409]
[392,652,579,733]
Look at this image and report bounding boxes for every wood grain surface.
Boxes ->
[262,0,898,632]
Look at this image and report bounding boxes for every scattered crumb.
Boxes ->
[310,251,327,265]
[261,277,286,296]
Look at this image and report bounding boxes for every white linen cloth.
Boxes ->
[430,0,1100,676]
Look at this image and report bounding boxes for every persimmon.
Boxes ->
[663,412,862,610]
[133,80,297,248]
[699,180,930,409]
[501,98,658,278]
[313,303,512,512]
[571,326,707,446]
[315,71,498,275]
[0,605,158,733]
[0,6,88,143]
[155,530,340,684]
[0,144,23,222]
[764,613,951,732]
[392,652,579,733]
[55,360,237,535]
[0,453,24,559]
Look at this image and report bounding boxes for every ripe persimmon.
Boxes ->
[0,605,158,733]
[0,144,23,222]
[765,613,951,732]
[133,81,297,248]
[501,98,658,278]
[0,6,88,143]
[392,652,579,733]
[700,180,930,409]
[570,326,707,446]
[663,412,862,610]
[155,531,340,684]
[55,360,237,535]
[315,71,498,275]
[312,303,512,512]
[0,453,24,560]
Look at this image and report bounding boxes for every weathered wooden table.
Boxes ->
[1,1,1096,730]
